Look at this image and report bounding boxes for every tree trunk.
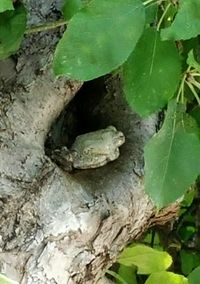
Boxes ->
[0,1,178,283]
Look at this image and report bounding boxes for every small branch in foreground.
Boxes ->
[25,19,68,34]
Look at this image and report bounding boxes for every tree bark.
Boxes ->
[0,1,178,283]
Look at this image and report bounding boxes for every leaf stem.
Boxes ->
[176,75,186,103]
[186,81,200,106]
[190,78,200,90]
[143,0,157,6]
[24,19,68,34]
[106,270,129,284]
[176,67,190,103]
[157,2,171,31]
[190,72,200,77]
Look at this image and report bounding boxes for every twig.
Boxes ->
[25,19,68,34]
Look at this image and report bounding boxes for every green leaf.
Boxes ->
[187,50,200,73]
[180,188,195,209]
[144,2,158,25]
[123,28,181,116]
[0,0,14,13]
[188,266,200,284]
[180,250,200,276]
[181,38,199,70]
[182,112,200,139]
[0,4,27,59]
[53,0,145,81]
[190,106,200,128]
[117,244,172,274]
[161,0,200,41]
[179,226,196,242]
[62,0,87,20]
[0,273,18,284]
[145,272,188,284]
[117,264,137,284]
[106,270,129,284]
[144,100,200,208]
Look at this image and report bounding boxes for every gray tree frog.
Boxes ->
[51,126,125,171]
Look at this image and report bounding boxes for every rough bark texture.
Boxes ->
[0,1,179,283]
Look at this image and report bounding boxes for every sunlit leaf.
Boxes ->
[145,271,188,284]
[117,244,172,274]
[0,0,14,13]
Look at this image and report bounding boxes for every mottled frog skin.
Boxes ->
[51,126,125,171]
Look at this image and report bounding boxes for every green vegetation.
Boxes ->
[0,3,26,59]
[107,244,188,284]
[106,187,200,284]
[0,0,14,13]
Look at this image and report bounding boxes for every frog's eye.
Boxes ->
[107,125,116,132]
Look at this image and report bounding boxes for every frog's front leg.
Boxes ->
[72,153,109,169]
[50,147,76,172]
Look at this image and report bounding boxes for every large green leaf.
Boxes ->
[190,106,200,128]
[62,0,86,20]
[187,50,200,73]
[53,0,145,81]
[144,2,158,25]
[144,100,200,208]
[106,271,129,284]
[117,264,137,284]
[161,0,200,41]
[117,244,172,274]
[180,250,200,276]
[0,0,14,13]
[0,4,27,59]
[188,266,200,284]
[123,28,181,116]
[145,272,188,284]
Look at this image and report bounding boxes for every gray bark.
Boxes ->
[0,1,178,283]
